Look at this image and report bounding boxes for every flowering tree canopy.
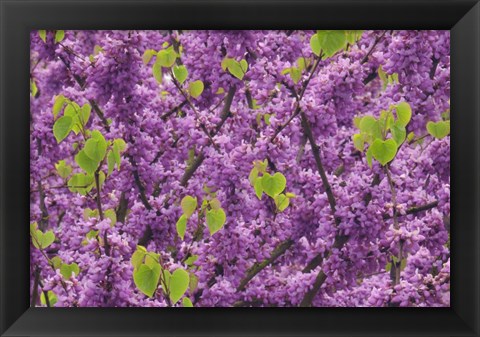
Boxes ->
[30,30,450,307]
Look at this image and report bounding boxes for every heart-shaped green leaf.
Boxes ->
[316,30,347,58]
[52,95,66,119]
[84,131,107,162]
[206,208,226,235]
[55,160,72,179]
[391,121,406,146]
[53,116,73,143]
[142,49,156,65]
[168,268,190,304]
[352,133,365,152]
[60,262,80,279]
[226,60,245,80]
[133,262,161,298]
[152,62,163,83]
[274,193,290,212]
[182,297,193,307]
[173,65,188,84]
[75,150,99,175]
[254,177,263,200]
[156,49,177,67]
[426,121,450,139]
[188,80,204,98]
[176,214,187,240]
[181,196,197,218]
[261,172,286,198]
[31,227,55,250]
[370,139,398,166]
[310,34,321,56]
[395,102,412,127]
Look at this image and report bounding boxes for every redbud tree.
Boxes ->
[30,30,450,307]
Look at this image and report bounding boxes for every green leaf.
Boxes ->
[352,133,365,152]
[370,138,398,166]
[189,273,198,293]
[226,60,245,80]
[406,131,415,143]
[290,67,302,84]
[40,291,58,306]
[142,49,156,65]
[173,65,188,84]
[31,229,55,250]
[316,30,347,58]
[206,208,226,235]
[185,255,198,267]
[75,150,99,175]
[182,297,193,307]
[131,249,146,270]
[60,262,80,279]
[30,79,38,97]
[253,159,268,173]
[152,62,163,84]
[359,116,381,140]
[221,57,231,71]
[51,256,63,269]
[38,30,47,43]
[264,114,272,125]
[209,198,221,210]
[379,110,394,132]
[112,138,126,169]
[107,151,115,176]
[68,173,94,195]
[133,262,161,298]
[297,57,308,71]
[249,167,259,186]
[83,208,99,220]
[79,103,91,126]
[176,214,188,240]
[169,268,190,304]
[426,121,450,139]
[254,177,263,200]
[188,80,204,98]
[366,147,373,168]
[310,33,321,56]
[240,59,248,73]
[395,102,412,127]
[391,121,406,146]
[156,49,177,67]
[84,131,107,162]
[274,193,290,212]
[181,196,197,218]
[54,30,65,43]
[55,160,72,179]
[261,172,287,198]
[104,209,117,226]
[53,116,73,143]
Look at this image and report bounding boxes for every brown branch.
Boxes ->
[31,267,41,307]
[116,191,129,224]
[237,239,294,292]
[270,54,322,142]
[179,87,236,187]
[128,155,153,211]
[361,30,387,64]
[300,111,338,220]
[383,200,439,220]
[297,110,347,307]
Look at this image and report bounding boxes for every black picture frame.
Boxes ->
[1,0,479,336]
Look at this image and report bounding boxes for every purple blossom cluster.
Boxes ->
[30,30,450,307]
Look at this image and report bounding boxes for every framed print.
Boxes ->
[1,0,479,336]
